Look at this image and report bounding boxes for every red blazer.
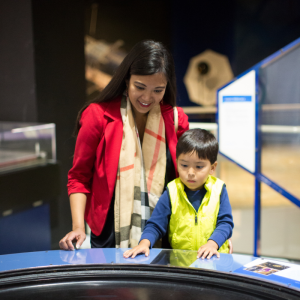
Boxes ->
[67,96,189,236]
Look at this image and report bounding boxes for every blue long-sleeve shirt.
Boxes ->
[141,185,234,249]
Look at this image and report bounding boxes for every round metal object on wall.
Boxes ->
[1,264,300,300]
[184,49,233,106]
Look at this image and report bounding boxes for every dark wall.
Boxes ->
[31,0,86,246]
[85,0,172,51]
[84,0,300,108]
[171,0,300,107]
[0,0,37,121]
[171,0,235,106]
[0,1,86,249]
[234,0,300,75]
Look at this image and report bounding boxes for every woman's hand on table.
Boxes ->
[123,239,151,258]
[59,228,86,251]
[59,193,87,250]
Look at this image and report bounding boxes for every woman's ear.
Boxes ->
[210,161,218,175]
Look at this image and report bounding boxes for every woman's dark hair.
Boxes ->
[75,40,176,135]
[176,129,219,165]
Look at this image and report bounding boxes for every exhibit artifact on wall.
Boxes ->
[184,49,233,107]
[85,36,127,97]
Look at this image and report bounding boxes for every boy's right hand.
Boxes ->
[123,239,151,258]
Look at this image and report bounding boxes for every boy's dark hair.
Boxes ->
[176,129,218,164]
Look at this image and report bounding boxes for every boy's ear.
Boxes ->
[210,161,218,175]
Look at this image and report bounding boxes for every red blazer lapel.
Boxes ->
[161,104,178,177]
[104,97,123,198]
[103,100,178,200]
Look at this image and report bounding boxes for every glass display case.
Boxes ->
[0,122,58,255]
[0,122,56,173]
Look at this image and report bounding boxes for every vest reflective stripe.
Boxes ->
[168,175,229,253]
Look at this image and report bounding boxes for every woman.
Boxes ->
[59,40,189,250]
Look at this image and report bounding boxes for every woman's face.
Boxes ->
[127,72,167,116]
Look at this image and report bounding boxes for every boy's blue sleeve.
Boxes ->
[209,185,234,249]
[140,189,171,248]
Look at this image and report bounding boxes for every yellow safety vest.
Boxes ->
[168,175,229,253]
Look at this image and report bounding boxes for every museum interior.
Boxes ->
[0,1,300,298]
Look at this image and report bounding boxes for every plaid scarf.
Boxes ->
[114,95,166,248]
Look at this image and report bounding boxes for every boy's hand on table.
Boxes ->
[197,240,220,259]
[123,239,151,258]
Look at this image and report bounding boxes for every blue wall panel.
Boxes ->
[0,204,51,255]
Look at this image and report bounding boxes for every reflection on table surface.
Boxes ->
[1,249,300,291]
[0,248,254,272]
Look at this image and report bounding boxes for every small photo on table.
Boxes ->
[259,262,290,271]
[245,265,264,272]
[254,267,279,276]
[244,261,290,276]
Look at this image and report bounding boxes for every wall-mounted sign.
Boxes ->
[218,70,256,173]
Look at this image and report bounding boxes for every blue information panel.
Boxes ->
[218,70,257,174]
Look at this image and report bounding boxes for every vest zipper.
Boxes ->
[180,190,199,250]
[195,213,198,250]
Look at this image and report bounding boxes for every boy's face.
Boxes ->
[176,151,217,191]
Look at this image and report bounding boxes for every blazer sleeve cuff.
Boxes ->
[67,182,91,196]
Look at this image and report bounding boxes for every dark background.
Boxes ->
[0,0,299,249]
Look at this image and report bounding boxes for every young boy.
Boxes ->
[123,129,234,259]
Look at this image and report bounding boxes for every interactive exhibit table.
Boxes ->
[0,249,300,299]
